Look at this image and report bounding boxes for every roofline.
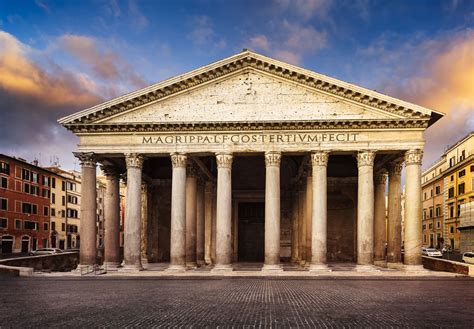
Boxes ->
[58,49,444,126]
[443,131,474,155]
[0,153,68,178]
[422,156,446,176]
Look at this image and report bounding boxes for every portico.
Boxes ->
[59,50,442,272]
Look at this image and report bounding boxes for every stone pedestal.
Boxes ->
[167,153,187,272]
[102,165,121,270]
[74,152,97,267]
[212,153,233,272]
[121,153,144,272]
[357,151,375,267]
[404,149,423,267]
[263,151,283,272]
[309,152,331,272]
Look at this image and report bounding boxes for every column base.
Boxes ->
[103,262,121,271]
[308,264,332,272]
[165,264,187,272]
[74,264,96,273]
[386,262,404,270]
[118,264,143,273]
[262,264,283,272]
[355,264,380,272]
[403,264,429,273]
[186,262,197,269]
[211,264,233,273]
[373,260,387,268]
[299,260,307,266]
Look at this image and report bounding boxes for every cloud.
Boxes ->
[356,29,474,168]
[35,0,51,13]
[187,16,226,52]
[274,0,332,21]
[0,30,103,169]
[247,21,327,65]
[128,0,148,29]
[58,34,147,89]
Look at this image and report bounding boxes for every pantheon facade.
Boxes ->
[59,50,443,272]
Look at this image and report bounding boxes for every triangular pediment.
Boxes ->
[99,70,402,124]
[58,50,443,130]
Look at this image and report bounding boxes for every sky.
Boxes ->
[0,0,473,172]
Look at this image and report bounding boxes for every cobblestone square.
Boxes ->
[1,276,472,327]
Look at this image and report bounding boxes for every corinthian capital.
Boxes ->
[216,153,233,168]
[387,160,404,176]
[311,151,329,167]
[125,153,144,169]
[170,153,187,168]
[100,165,120,178]
[265,151,281,167]
[73,152,97,168]
[357,151,376,168]
[405,149,423,166]
[374,171,388,185]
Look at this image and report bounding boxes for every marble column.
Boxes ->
[374,171,388,266]
[167,153,187,271]
[204,181,213,264]
[404,149,424,271]
[298,183,306,266]
[101,165,121,269]
[74,152,97,267]
[387,161,403,268]
[290,188,299,263]
[140,182,149,264]
[356,151,376,271]
[122,153,144,271]
[263,151,282,271]
[305,170,313,265]
[212,153,233,272]
[196,180,205,265]
[309,151,331,272]
[211,190,217,263]
[185,164,197,268]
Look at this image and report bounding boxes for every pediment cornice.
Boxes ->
[58,50,442,128]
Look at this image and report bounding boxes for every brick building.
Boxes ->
[0,154,52,254]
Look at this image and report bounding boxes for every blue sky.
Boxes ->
[0,0,472,170]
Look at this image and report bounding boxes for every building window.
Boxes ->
[61,223,65,231]
[0,198,7,210]
[24,221,38,230]
[437,221,440,228]
[24,183,30,193]
[0,161,10,175]
[62,196,65,206]
[460,150,465,161]
[435,186,440,195]
[449,157,455,167]
[61,210,65,218]
[459,169,466,178]
[450,205,454,218]
[30,185,39,196]
[429,223,433,229]
[448,187,454,198]
[67,208,78,218]
[422,224,426,230]
[43,206,49,216]
[43,222,49,231]
[0,176,7,189]
[435,206,441,217]
[67,182,76,192]
[51,208,56,217]
[22,168,30,180]
[61,181,65,191]
[41,188,50,198]
[458,182,465,195]
[51,221,56,231]
[0,218,7,228]
[31,172,38,183]
[22,203,37,215]
[423,210,426,220]
[15,219,21,229]
[52,193,55,204]
[430,190,433,197]
[450,226,454,234]
[429,208,433,218]
[42,176,50,186]
[423,192,427,200]
[52,177,56,188]
[471,165,474,172]
[457,204,461,217]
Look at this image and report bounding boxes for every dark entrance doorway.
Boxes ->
[238,202,264,262]
[21,236,29,253]
[1,236,13,254]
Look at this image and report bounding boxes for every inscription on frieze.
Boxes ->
[142,132,359,145]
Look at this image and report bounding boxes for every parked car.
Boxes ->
[29,248,64,256]
[462,252,474,264]
[421,247,443,258]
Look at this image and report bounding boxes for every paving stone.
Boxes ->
[0,277,472,328]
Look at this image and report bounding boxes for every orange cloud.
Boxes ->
[0,31,99,107]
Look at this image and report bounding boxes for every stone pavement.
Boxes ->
[1,276,472,327]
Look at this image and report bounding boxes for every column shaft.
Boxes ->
[122,153,144,271]
[168,153,187,271]
[102,166,121,268]
[213,153,233,271]
[387,162,403,266]
[357,151,375,267]
[75,153,97,266]
[310,152,330,271]
[204,182,213,264]
[404,149,423,269]
[299,185,306,265]
[374,172,388,264]
[263,151,282,271]
[305,173,313,263]
[185,168,197,267]
[196,182,205,265]
[290,191,299,263]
